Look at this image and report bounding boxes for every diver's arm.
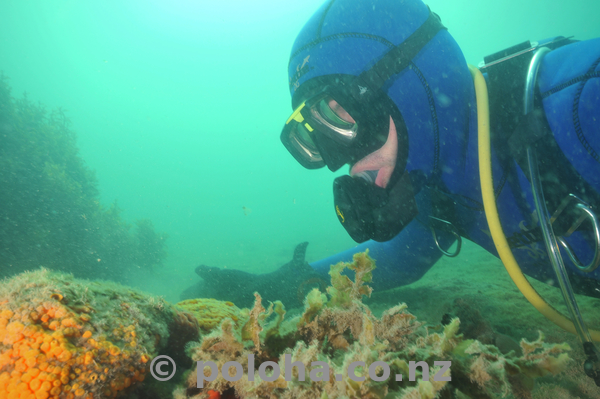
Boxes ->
[310,217,454,291]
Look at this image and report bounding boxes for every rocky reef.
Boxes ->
[0,74,168,281]
[0,269,199,399]
[175,251,571,399]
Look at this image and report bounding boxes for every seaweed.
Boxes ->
[179,251,571,399]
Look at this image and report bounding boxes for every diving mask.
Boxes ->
[280,87,395,172]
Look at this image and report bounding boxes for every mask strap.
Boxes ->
[350,9,446,102]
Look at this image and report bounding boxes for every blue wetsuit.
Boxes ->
[310,37,600,296]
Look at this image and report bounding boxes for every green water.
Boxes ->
[1,0,599,300]
[3,1,600,397]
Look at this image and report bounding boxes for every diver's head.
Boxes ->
[280,0,472,242]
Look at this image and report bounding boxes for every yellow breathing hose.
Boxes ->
[469,64,600,342]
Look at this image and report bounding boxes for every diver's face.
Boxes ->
[348,116,398,189]
[327,99,398,189]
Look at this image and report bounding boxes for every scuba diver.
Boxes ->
[183,0,600,384]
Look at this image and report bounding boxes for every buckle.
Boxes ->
[551,194,600,273]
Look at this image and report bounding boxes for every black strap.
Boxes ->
[482,37,600,235]
[511,107,600,229]
[350,10,446,101]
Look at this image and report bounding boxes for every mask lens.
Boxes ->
[311,97,358,144]
[318,98,355,127]
[290,124,322,163]
[281,119,324,169]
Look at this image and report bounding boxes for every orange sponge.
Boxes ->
[1,269,198,398]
